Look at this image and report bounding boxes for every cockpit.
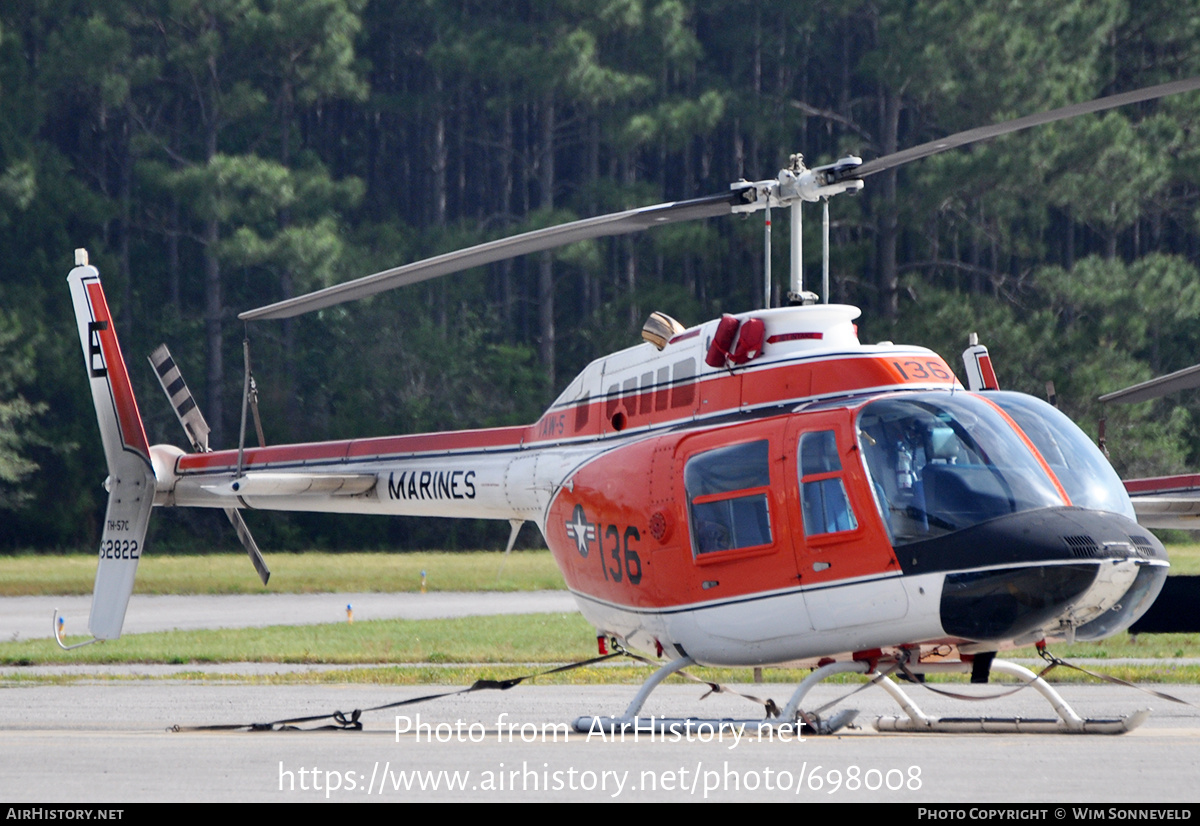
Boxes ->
[855,392,1133,546]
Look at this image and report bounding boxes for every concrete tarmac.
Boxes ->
[2,680,1200,802]
[3,592,1199,803]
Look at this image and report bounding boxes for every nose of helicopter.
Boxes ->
[897,507,1168,643]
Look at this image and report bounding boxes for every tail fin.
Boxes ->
[68,249,156,640]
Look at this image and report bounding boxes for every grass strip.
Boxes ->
[3,611,1200,686]
[0,550,566,596]
[0,613,598,665]
[5,663,1199,687]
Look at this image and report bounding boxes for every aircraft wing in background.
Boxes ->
[1126,475,1200,531]
[1099,365,1200,531]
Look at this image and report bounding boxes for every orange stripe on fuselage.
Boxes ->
[176,425,529,473]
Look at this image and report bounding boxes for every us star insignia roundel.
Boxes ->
[566,504,595,557]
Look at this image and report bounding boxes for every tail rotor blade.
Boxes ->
[225,508,270,585]
[149,344,210,453]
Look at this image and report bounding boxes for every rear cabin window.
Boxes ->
[799,430,857,536]
[685,440,773,554]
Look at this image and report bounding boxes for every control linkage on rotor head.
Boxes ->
[730,153,864,215]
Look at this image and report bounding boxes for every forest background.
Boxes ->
[2,0,1200,553]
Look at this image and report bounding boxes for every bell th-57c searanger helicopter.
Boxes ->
[63,77,1200,736]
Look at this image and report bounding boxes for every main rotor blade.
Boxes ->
[1098,363,1200,405]
[239,191,743,321]
[242,77,1200,321]
[853,76,1200,179]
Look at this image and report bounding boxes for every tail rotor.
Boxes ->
[148,343,270,585]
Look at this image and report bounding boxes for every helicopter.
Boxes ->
[63,76,1200,735]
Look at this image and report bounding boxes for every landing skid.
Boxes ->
[873,713,1148,734]
[572,655,1150,737]
[870,659,1150,735]
[572,656,860,737]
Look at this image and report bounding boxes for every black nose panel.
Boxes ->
[896,507,1166,576]
[897,507,1167,643]
[940,564,1099,641]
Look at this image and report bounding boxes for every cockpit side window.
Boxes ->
[798,431,858,536]
[685,440,773,555]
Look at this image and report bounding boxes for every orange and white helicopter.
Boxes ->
[63,77,1200,735]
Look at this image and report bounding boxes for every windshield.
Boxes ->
[856,393,1065,546]
[987,391,1136,521]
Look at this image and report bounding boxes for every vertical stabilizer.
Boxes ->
[68,250,156,640]
[962,333,1000,392]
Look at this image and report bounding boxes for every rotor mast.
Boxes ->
[732,154,863,308]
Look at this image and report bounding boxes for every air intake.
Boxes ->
[1063,535,1100,559]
